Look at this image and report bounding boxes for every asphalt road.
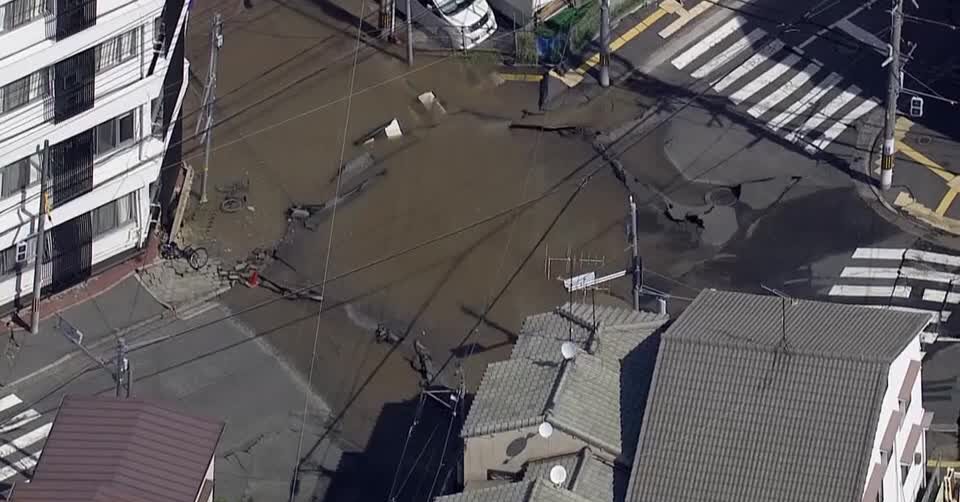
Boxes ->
[0,281,343,502]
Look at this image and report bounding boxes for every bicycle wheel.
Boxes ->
[158,242,176,260]
[188,247,209,270]
[220,197,243,213]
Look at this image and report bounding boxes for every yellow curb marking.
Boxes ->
[499,73,543,82]
[895,139,959,217]
[928,460,960,468]
[658,0,711,38]
[893,192,960,235]
[559,5,670,88]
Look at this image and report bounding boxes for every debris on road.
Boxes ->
[290,169,387,230]
[330,152,375,183]
[354,119,403,146]
[417,91,446,115]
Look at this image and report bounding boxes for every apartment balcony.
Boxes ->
[0,54,186,250]
[0,0,184,73]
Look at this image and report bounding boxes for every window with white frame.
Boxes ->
[0,67,52,115]
[92,191,137,236]
[153,16,165,51]
[94,110,136,158]
[150,97,164,137]
[0,0,52,32]
[0,152,41,198]
[95,28,139,74]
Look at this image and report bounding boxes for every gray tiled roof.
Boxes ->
[626,290,912,502]
[549,354,623,455]
[525,449,626,502]
[461,359,560,436]
[461,350,633,457]
[465,303,666,459]
[511,304,668,363]
[437,480,597,502]
[665,289,929,360]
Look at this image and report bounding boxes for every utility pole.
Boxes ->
[599,0,611,87]
[30,141,50,335]
[880,0,904,190]
[198,13,223,204]
[115,337,130,398]
[628,195,641,310]
[405,0,413,67]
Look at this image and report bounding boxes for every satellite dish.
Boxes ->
[538,422,554,438]
[549,465,567,486]
[560,342,577,360]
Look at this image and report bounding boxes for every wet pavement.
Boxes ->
[169,1,960,499]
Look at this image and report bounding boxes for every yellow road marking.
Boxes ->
[560,7,668,88]
[499,73,543,82]
[659,0,711,38]
[936,190,958,216]
[897,140,954,182]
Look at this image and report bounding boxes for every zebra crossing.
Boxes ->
[667,12,879,154]
[826,247,960,340]
[0,394,51,487]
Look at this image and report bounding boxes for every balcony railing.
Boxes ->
[54,0,95,40]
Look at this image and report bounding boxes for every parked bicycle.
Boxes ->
[217,177,250,213]
[159,241,209,270]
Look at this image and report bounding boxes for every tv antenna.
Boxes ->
[761,284,794,350]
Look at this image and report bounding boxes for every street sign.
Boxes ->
[56,316,83,346]
[910,96,924,117]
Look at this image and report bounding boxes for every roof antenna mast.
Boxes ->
[761,284,794,349]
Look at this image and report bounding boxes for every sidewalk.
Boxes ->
[0,274,168,387]
[857,109,960,239]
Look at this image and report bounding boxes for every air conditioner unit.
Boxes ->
[15,242,29,263]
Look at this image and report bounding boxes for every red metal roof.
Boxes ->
[9,395,224,502]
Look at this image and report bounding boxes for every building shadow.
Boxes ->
[322,392,467,502]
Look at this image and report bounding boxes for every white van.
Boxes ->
[398,0,498,50]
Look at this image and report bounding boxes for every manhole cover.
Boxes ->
[706,188,737,207]
[918,135,932,145]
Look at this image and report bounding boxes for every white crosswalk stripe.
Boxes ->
[823,247,960,343]
[748,62,819,118]
[805,99,879,153]
[713,39,786,92]
[784,85,860,144]
[729,53,801,105]
[659,11,881,154]
[0,393,52,485]
[691,28,766,79]
[671,16,747,70]
[766,72,842,131]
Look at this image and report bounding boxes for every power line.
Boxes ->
[289,0,369,496]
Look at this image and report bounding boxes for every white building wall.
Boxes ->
[0,0,188,309]
[0,0,162,65]
[862,333,927,502]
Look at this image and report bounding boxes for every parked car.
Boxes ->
[397,0,498,50]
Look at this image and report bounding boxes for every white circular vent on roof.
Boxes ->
[538,422,554,438]
[549,465,567,486]
[560,342,577,360]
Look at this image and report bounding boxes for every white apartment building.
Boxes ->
[0,0,189,312]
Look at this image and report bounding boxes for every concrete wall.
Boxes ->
[863,332,926,502]
[463,425,600,483]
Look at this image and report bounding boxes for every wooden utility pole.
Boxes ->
[880,0,904,190]
[30,141,50,335]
